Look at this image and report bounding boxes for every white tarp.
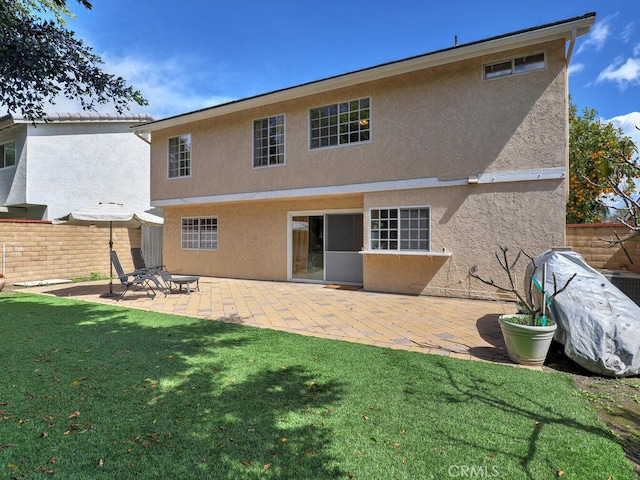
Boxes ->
[527,250,640,377]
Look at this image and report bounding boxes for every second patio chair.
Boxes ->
[130,247,164,275]
[110,251,165,299]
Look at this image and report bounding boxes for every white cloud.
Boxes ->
[607,112,640,149]
[103,55,236,119]
[568,63,585,76]
[621,22,635,43]
[43,54,236,120]
[577,13,616,54]
[597,57,640,89]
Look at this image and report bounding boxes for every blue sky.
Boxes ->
[57,1,640,144]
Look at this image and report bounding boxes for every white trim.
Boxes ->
[252,113,286,168]
[168,133,192,180]
[287,209,363,282]
[151,167,565,207]
[368,205,432,252]
[308,97,372,151]
[359,250,452,257]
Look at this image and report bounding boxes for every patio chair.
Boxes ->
[110,251,166,299]
[130,247,164,275]
[159,271,200,295]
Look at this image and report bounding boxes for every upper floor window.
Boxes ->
[182,217,218,250]
[253,114,285,167]
[1,140,16,169]
[309,98,370,149]
[168,134,191,178]
[370,207,430,251]
[484,52,545,80]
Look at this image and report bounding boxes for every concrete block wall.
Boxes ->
[566,223,640,272]
[0,220,141,284]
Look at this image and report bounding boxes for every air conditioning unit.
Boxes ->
[602,270,640,307]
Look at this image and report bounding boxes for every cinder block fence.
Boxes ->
[566,223,640,272]
[0,220,140,284]
[1,220,639,286]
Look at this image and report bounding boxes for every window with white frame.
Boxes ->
[370,207,430,251]
[309,97,370,149]
[181,217,218,250]
[253,114,285,167]
[484,52,545,80]
[168,134,191,178]
[0,140,16,169]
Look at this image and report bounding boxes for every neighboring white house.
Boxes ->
[0,113,155,220]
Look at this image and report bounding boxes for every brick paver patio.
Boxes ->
[22,277,518,365]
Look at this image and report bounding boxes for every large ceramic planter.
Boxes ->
[498,314,557,366]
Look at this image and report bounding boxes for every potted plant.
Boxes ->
[469,247,575,366]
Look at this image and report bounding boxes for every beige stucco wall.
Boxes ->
[151,40,567,201]
[363,181,566,296]
[162,195,363,280]
[150,38,569,298]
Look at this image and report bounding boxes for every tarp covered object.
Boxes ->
[527,250,640,377]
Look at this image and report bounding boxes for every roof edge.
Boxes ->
[136,12,596,133]
[1,112,155,126]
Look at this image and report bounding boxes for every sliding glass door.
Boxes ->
[290,212,363,284]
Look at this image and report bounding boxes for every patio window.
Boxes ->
[253,114,285,167]
[309,97,370,149]
[168,134,191,178]
[484,52,545,79]
[0,140,16,168]
[370,207,430,251]
[182,217,217,250]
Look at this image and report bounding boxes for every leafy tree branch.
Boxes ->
[0,0,147,122]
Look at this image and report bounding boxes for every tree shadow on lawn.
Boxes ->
[428,357,633,480]
[0,295,346,479]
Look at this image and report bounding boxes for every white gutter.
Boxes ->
[565,27,577,64]
[151,167,566,208]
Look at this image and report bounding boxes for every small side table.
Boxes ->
[169,276,200,294]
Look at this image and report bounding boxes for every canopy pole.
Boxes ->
[109,222,113,294]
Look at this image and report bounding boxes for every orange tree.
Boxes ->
[567,99,638,224]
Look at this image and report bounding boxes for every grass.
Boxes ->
[0,293,636,479]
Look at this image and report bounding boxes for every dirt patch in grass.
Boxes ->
[545,342,640,475]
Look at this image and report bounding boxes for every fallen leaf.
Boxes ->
[393,443,400,447]
[264,463,272,470]
[306,450,315,455]
[557,470,564,476]
[98,459,104,468]
[535,421,543,425]
[363,415,369,421]
[41,432,49,438]
[0,443,15,450]
[402,457,407,464]
[281,437,287,443]
[71,381,80,385]
[242,460,251,466]
[67,411,81,419]
[399,429,406,434]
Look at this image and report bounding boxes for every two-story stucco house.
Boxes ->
[136,13,595,297]
[0,113,154,220]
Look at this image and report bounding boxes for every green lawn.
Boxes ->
[0,293,636,479]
